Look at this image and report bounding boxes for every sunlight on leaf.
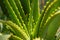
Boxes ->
[0,33,11,40]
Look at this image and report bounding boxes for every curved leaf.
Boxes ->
[40,11,60,40]
[0,20,29,40]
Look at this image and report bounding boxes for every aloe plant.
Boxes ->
[0,0,60,40]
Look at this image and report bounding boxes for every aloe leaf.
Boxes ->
[28,13,35,38]
[3,0,22,27]
[31,15,41,38]
[39,0,51,22]
[40,0,60,28]
[19,0,31,26]
[20,0,30,14]
[5,24,16,35]
[37,0,51,36]
[14,0,26,22]
[45,13,60,40]
[32,0,40,23]
[28,0,40,36]
[38,0,51,26]
[0,20,29,40]
[31,22,38,38]
[3,0,28,34]
[8,0,23,23]
[8,0,28,33]
[9,35,23,40]
[40,11,60,39]
[28,7,33,35]
[2,0,29,37]
[30,0,40,37]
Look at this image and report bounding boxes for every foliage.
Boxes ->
[0,0,60,40]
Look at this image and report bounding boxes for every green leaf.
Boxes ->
[32,0,40,22]
[45,12,60,40]
[40,11,60,39]
[7,0,28,36]
[30,0,40,38]
[8,0,24,23]
[3,0,21,27]
[0,20,29,40]
[40,0,60,28]
[37,0,51,37]
[20,0,30,14]
[9,35,23,40]
[14,0,26,22]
